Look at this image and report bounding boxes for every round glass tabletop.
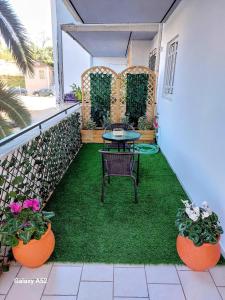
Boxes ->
[102,131,141,142]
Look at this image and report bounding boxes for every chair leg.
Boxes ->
[132,177,138,203]
[137,154,140,185]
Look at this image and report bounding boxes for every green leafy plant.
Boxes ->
[84,118,97,130]
[175,200,223,246]
[0,0,33,138]
[126,73,148,127]
[121,114,130,125]
[70,83,82,101]
[102,111,111,128]
[0,199,54,247]
[90,73,112,127]
[138,116,153,130]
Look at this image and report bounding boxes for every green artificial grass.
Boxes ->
[46,144,187,264]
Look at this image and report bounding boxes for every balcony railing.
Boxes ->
[0,104,82,269]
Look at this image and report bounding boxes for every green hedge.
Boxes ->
[90,73,112,127]
[126,73,149,127]
[0,75,25,88]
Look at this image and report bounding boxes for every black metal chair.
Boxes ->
[99,150,140,203]
[104,123,134,151]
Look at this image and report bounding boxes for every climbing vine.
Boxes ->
[0,112,81,270]
[90,73,112,127]
[126,73,149,127]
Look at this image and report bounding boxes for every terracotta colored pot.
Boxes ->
[176,235,220,271]
[12,223,55,268]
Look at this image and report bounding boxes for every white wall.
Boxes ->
[92,57,127,73]
[63,32,90,92]
[157,0,225,250]
[128,40,152,67]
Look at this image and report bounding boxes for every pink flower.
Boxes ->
[32,199,40,211]
[153,117,159,129]
[23,199,33,209]
[9,202,22,214]
[23,199,40,212]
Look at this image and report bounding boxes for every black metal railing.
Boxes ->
[0,104,82,270]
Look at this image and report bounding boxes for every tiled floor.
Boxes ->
[0,263,225,300]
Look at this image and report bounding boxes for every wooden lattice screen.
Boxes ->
[81,65,156,127]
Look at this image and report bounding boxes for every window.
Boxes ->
[149,48,157,71]
[163,37,178,95]
[39,69,45,79]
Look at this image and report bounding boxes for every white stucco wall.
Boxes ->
[92,57,127,73]
[128,40,152,67]
[157,0,225,251]
[63,32,90,92]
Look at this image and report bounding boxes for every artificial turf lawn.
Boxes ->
[46,144,187,264]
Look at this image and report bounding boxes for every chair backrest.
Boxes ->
[99,151,135,176]
[104,123,134,132]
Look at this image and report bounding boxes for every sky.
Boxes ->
[9,0,53,46]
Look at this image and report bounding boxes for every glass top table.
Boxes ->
[102,130,141,151]
[102,131,141,142]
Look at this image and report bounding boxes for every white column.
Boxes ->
[51,0,64,106]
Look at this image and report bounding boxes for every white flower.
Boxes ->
[182,200,191,208]
[185,207,200,222]
[193,206,200,217]
[201,201,212,217]
[202,211,210,219]
[202,201,208,208]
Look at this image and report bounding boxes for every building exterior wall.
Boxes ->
[25,64,53,94]
[157,0,225,251]
[92,57,127,72]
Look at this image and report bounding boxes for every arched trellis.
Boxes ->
[81,66,118,127]
[119,66,156,124]
[81,65,156,127]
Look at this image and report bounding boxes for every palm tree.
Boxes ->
[0,0,34,138]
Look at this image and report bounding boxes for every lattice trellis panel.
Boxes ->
[81,66,118,126]
[119,66,156,123]
[81,66,156,127]
[0,113,81,270]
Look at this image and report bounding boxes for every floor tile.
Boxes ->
[44,266,82,295]
[218,287,225,300]
[0,267,20,294]
[148,284,185,300]
[179,270,221,300]
[42,297,76,300]
[82,263,113,281]
[114,298,148,300]
[54,263,83,267]
[210,266,225,286]
[77,282,112,300]
[17,264,52,279]
[175,264,191,271]
[145,265,180,284]
[6,276,47,300]
[114,264,144,268]
[114,267,148,297]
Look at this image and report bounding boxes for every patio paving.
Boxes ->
[0,263,225,300]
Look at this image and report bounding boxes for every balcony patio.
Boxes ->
[1,0,225,299]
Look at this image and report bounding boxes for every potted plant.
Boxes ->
[137,116,155,143]
[176,200,223,271]
[0,198,55,268]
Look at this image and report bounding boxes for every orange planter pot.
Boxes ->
[12,224,55,268]
[176,235,220,271]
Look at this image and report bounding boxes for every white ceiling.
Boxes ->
[70,0,179,23]
[65,0,181,57]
